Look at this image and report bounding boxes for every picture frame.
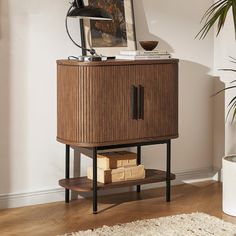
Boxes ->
[84,0,137,56]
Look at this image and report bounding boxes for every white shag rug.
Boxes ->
[62,213,236,236]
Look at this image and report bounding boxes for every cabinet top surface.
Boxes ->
[57,59,179,67]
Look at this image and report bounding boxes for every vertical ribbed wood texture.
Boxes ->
[138,63,178,138]
[57,60,178,147]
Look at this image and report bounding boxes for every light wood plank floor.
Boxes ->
[0,181,236,236]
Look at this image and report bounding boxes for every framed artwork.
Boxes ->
[84,0,137,56]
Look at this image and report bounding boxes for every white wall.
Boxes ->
[133,0,214,174]
[214,10,236,159]
[0,0,215,208]
[0,0,80,202]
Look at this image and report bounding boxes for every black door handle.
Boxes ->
[138,85,144,120]
[131,85,138,119]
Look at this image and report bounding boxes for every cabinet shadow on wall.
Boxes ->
[0,0,11,208]
[132,0,174,53]
[212,78,225,179]
[176,60,225,179]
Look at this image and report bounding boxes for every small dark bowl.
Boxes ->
[139,41,159,51]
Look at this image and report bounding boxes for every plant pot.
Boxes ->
[223,155,236,216]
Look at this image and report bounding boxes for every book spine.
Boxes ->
[116,55,172,60]
[125,165,145,180]
[87,165,145,184]
[136,55,172,59]
[119,50,170,56]
[97,157,109,170]
[87,167,125,183]
[119,51,139,56]
[140,51,169,56]
[97,153,137,169]
[116,55,135,60]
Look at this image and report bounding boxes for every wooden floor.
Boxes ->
[0,181,236,236]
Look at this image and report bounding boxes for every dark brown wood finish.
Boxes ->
[57,135,178,148]
[59,169,175,192]
[138,63,178,138]
[57,59,179,67]
[57,65,78,142]
[57,59,179,147]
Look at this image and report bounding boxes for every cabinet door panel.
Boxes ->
[138,64,178,139]
[79,65,139,143]
[57,62,178,146]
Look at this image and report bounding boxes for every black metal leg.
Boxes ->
[166,140,171,202]
[93,147,98,214]
[65,144,70,203]
[137,145,141,193]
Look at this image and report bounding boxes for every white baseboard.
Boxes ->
[0,167,214,209]
[0,188,65,209]
[212,168,222,182]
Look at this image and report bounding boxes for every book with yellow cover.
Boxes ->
[87,165,145,184]
[97,151,137,170]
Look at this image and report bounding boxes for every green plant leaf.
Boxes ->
[212,85,236,96]
[229,56,236,61]
[216,3,231,36]
[196,0,233,39]
[201,0,226,21]
[232,0,236,39]
[228,96,236,107]
[231,104,236,123]
[219,69,236,72]
[197,7,225,39]
[226,100,236,121]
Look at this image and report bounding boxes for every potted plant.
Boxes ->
[197,0,236,216]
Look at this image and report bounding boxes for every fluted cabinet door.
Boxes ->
[57,64,139,146]
[57,59,179,147]
[78,65,139,144]
[137,63,178,139]
[57,65,78,143]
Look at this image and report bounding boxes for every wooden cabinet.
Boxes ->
[57,60,178,147]
[57,59,179,214]
[136,63,178,139]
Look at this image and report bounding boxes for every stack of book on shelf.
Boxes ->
[116,50,172,60]
[87,151,145,184]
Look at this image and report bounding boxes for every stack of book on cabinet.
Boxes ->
[87,151,145,184]
[116,50,172,60]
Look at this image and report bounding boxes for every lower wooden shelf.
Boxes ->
[59,169,176,192]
